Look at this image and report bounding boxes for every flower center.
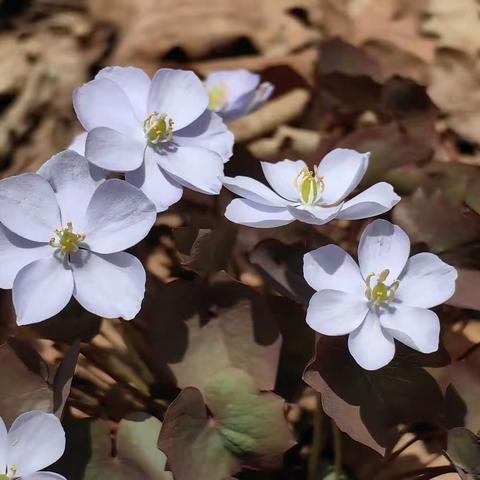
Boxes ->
[365,269,400,305]
[143,112,174,144]
[207,82,228,111]
[49,222,85,255]
[295,167,325,205]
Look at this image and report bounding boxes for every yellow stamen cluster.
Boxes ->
[143,112,174,144]
[49,222,85,255]
[207,82,228,111]
[295,166,325,205]
[365,269,400,305]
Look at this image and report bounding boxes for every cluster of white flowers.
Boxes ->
[0,63,457,377]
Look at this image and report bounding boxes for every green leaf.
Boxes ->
[117,412,171,479]
[447,428,480,476]
[205,368,296,468]
[159,368,295,480]
[158,387,240,480]
[55,413,172,480]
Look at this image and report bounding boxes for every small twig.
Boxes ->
[307,393,324,480]
[332,420,342,480]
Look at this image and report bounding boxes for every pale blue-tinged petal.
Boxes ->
[303,245,364,297]
[83,179,156,254]
[222,175,290,207]
[85,127,145,172]
[148,69,208,131]
[38,150,105,230]
[379,304,440,354]
[0,416,6,475]
[261,159,305,202]
[95,66,151,122]
[397,253,457,308]
[71,250,145,321]
[336,182,400,220]
[224,198,294,228]
[155,146,224,195]
[7,411,65,478]
[0,224,51,289]
[174,110,233,162]
[67,131,87,155]
[306,289,368,335]
[13,256,73,326]
[21,473,67,480]
[358,219,410,281]
[317,149,369,205]
[73,78,140,136]
[0,174,60,242]
[348,311,395,370]
[126,149,183,212]
[288,203,343,225]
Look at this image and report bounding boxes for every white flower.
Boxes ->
[204,69,274,122]
[303,219,457,370]
[73,66,234,212]
[222,149,400,228]
[0,411,66,480]
[0,150,156,325]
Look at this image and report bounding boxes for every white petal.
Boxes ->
[38,150,105,230]
[83,179,156,254]
[336,182,400,220]
[95,66,150,122]
[7,411,65,477]
[303,244,364,297]
[261,159,306,201]
[397,253,457,308]
[155,146,224,195]
[348,311,395,370]
[148,69,208,131]
[306,290,368,335]
[247,81,274,113]
[288,203,343,225]
[71,250,145,320]
[224,198,294,228]
[222,175,289,207]
[67,131,87,155]
[85,127,145,172]
[21,473,67,480]
[0,416,6,474]
[379,305,440,353]
[317,149,369,204]
[0,224,51,289]
[358,219,410,281]
[174,110,233,162]
[205,70,259,109]
[73,78,140,136]
[0,174,60,242]
[126,150,183,212]
[13,256,73,326]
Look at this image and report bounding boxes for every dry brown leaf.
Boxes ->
[422,0,480,56]
[229,88,310,142]
[428,50,480,145]
[320,0,435,63]
[89,0,321,71]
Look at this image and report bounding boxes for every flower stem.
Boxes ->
[307,393,324,480]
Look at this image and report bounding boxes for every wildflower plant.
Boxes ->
[0,60,470,480]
